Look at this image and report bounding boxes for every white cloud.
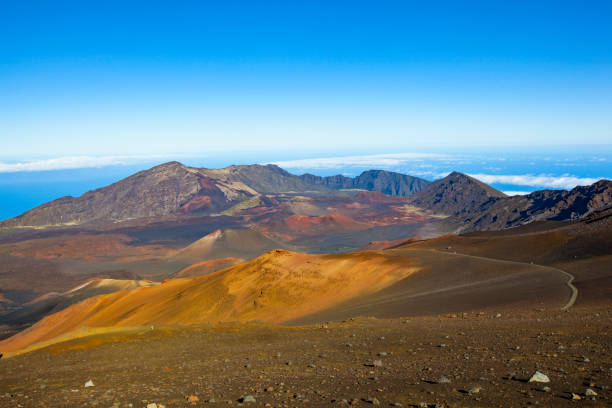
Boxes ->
[469,173,603,190]
[0,155,171,173]
[269,152,448,170]
[502,191,531,196]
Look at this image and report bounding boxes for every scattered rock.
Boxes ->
[572,393,581,400]
[437,375,451,384]
[239,395,256,403]
[528,371,550,383]
[84,380,94,388]
[585,388,597,396]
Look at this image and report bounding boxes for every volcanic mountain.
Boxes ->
[0,161,256,228]
[0,249,419,354]
[0,162,428,229]
[449,179,612,232]
[170,228,291,263]
[299,169,430,196]
[408,172,612,233]
[409,171,507,216]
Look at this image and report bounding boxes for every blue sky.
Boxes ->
[1,1,611,220]
[1,1,611,157]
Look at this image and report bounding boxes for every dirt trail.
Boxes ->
[429,249,578,311]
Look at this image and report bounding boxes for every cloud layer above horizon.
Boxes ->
[1,150,605,192]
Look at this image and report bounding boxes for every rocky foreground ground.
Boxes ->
[0,306,610,408]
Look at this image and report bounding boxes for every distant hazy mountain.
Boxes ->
[299,169,430,196]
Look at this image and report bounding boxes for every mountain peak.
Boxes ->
[409,172,505,216]
[153,161,187,170]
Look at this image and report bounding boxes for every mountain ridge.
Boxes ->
[0,162,429,229]
[299,169,430,196]
[0,162,609,237]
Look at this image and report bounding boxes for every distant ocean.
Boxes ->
[1,146,611,222]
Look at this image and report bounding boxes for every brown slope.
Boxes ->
[290,248,569,324]
[290,209,612,324]
[283,213,371,235]
[397,206,612,306]
[0,250,418,353]
[170,257,245,278]
[409,172,506,216]
[0,278,157,331]
[170,228,291,263]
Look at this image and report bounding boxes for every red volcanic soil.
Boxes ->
[178,195,212,212]
[171,257,245,278]
[284,213,370,234]
[9,234,174,262]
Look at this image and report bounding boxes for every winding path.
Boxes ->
[429,249,578,311]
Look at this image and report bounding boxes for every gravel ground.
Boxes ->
[0,306,610,408]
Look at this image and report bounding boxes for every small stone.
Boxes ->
[378,352,387,356]
[528,371,550,383]
[495,313,502,318]
[468,387,480,394]
[239,395,256,403]
[437,375,452,384]
[392,403,402,407]
[146,404,158,408]
[585,388,597,396]
[541,386,551,393]
[84,380,94,388]
[265,386,274,392]
[187,395,199,402]
[572,393,581,400]
[365,397,380,405]
[373,360,383,367]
